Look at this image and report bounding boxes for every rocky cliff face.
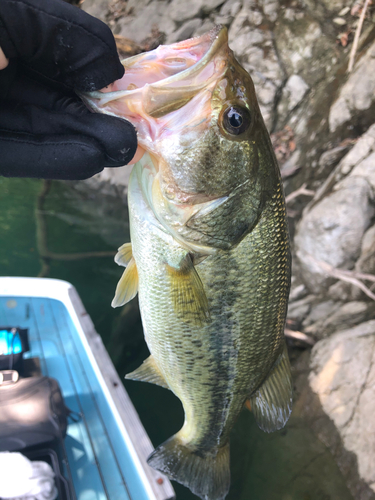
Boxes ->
[78,1,375,497]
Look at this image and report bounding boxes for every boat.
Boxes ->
[0,276,176,500]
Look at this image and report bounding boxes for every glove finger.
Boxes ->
[5,70,91,114]
[0,0,124,92]
[0,103,137,180]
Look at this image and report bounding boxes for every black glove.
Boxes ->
[0,0,137,180]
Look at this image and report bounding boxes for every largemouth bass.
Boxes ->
[85,26,292,500]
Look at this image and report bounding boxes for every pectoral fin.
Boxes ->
[249,343,293,433]
[166,254,210,326]
[125,355,169,389]
[115,242,133,267]
[111,257,139,308]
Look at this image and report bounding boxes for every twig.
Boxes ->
[348,0,371,73]
[285,183,315,204]
[336,268,375,283]
[307,255,375,301]
[284,328,316,346]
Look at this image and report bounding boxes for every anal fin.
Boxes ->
[250,343,293,433]
[125,355,169,389]
[111,257,138,308]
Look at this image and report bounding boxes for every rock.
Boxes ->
[193,18,215,37]
[319,0,353,12]
[295,176,374,294]
[282,7,305,22]
[350,224,375,301]
[302,0,352,20]
[81,0,110,22]
[228,1,252,42]
[228,8,284,128]
[260,0,279,22]
[308,123,375,209]
[275,14,328,87]
[280,149,300,176]
[288,283,308,302]
[168,0,225,23]
[322,301,375,334]
[302,300,340,326]
[284,75,309,111]
[309,320,375,494]
[255,78,277,106]
[229,26,264,54]
[333,17,347,26]
[220,0,242,18]
[302,300,346,339]
[316,144,352,178]
[247,8,263,26]
[120,0,152,18]
[356,224,375,274]
[116,1,176,44]
[277,74,309,122]
[297,122,375,289]
[328,280,352,302]
[287,103,311,137]
[166,18,202,44]
[287,295,316,322]
[211,14,233,26]
[350,151,375,192]
[340,123,375,175]
[329,41,375,133]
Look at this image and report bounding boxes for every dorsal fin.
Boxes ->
[166,254,210,326]
[115,242,133,267]
[249,343,293,433]
[111,257,139,308]
[125,355,169,389]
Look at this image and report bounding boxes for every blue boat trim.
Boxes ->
[0,277,175,500]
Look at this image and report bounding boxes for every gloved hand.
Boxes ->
[0,0,137,180]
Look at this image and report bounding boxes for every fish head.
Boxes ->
[84,27,279,250]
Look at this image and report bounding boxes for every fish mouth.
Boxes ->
[82,26,229,123]
[83,26,231,213]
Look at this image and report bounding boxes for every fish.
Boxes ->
[84,26,292,500]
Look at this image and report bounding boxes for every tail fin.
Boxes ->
[147,435,230,500]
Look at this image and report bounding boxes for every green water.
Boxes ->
[0,177,354,500]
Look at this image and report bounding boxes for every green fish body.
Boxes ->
[85,26,292,500]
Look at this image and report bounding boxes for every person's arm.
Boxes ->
[0,0,137,180]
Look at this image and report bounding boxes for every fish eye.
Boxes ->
[222,106,251,136]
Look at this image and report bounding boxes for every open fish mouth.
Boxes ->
[82,26,229,139]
